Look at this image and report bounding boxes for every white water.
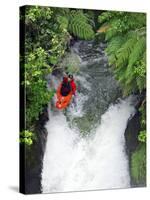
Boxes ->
[41,95,135,193]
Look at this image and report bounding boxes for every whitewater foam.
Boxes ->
[41,97,135,193]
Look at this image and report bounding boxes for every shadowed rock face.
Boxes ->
[125,112,140,155]
[124,90,146,187]
[23,107,49,194]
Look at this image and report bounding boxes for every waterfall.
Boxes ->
[41,40,136,193]
[41,96,135,193]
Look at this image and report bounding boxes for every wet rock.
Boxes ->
[125,112,140,155]
[24,106,49,194]
[124,91,146,187]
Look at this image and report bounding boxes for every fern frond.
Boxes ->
[125,36,146,85]
[106,35,125,55]
[98,11,146,94]
[68,11,95,40]
[130,13,146,28]
[136,76,146,92]
[105,27,119,41]
[114,65,127,83]
[123,78,138,96]
[128,37,146,67]
[115,33,138,67]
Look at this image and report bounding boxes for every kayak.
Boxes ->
[56,84,73,110]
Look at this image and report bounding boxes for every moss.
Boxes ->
[131,143,146,186]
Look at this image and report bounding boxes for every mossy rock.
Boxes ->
[131,143,146,186]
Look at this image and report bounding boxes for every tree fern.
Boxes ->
[128,36,146,67]
[98,11,146,94]
[115,34,137,68]
[125,36,146,85]
[99,12,146,41]
[106,36,126,65]
[106,36,125,54]
[98,12,146,176]
[134,52,146,92]
[105,27,118,41]
[114,65,127,82]
[68,10,95,40]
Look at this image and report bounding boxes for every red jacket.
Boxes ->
[70,79,76,95]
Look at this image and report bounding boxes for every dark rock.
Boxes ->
[124,90,146,187]
[134,90,146,110]
[124,111,141,187]
[70,36,78,47]
[125,111,140,154]
[124,90,146,155]
[24,106,49,194]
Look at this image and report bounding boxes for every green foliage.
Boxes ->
[138,130,146,143]
[139,103,146,128]
[98,11,146,96]
[98,12,146,40]
[98,13,146,185]
[51,9,95,40]
[131,143,146,185]
[20,130,35,146]
[21,6,96,145]
[24,47,55,127]
[25,6,69,63]
[25,6,53,22]
[138,102,146,143]
[68,10,95,40]
[21,6,70,136]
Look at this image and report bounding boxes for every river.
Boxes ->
[41,40,136,193]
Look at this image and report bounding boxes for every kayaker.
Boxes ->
[68,74,77,96]
[60,77,71,96]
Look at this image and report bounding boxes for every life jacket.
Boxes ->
[70,79,76,95]
[60,81,71,96]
